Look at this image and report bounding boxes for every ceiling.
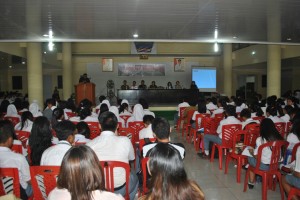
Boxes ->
[1,0,300,44]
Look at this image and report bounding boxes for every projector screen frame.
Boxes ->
[191,66,217,92]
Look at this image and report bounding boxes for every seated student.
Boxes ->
[0,121,32,200]
[70,107,98,122]
[40,120,76,166]
[87,111,138,200]
[235,98,244,113]
[211,99,227,117]
[4,104,21,120]
[139,143,204,200]
[139,115,155,140]
[206,97,218,111]
[96,99,111,115]
[173,96,190,128]
[287,96,299,109]
[43,98,57,122]
[51,108,65,129]
[244,118,284,189]
[287,119,300,153]
[126,104,144,127]
[191,99,209,129]
[249,104,264,118]
[200,105,241,158]
[29,101,43,118]
[19,101,29,113]
[48,145,124,200]
[266,105,285,123]
[119,100,132,116]
[99,103,109,116]
[240,108,259,130]
[109,106,125,127]
[14,111,34,132]
[75,122,91,143]
[139,98,155,117]
[280,105,293,123]
[28,116,53,165]
[57,100,72,120]
[182,99,197,124]
[142,117,185,159]
[95,95,106,110]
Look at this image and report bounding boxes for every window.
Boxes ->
[12,76,22,90]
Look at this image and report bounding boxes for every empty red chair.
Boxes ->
[243,140,288,200]
[176,107,187,131]
[181,110,195,142]
[128,121,144,144]
[4,117,20,126]
[15,130,30,148]
[210,124,242,170]
[0,168,20,198]
[86,121,101,139]
[275,122,286,138]
[214,113,224,126]
[100,161,130,200]
[30,166,60,199]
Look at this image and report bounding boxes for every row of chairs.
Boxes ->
[0,161,131,200]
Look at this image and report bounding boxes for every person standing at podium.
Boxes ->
[120,80,130,90]
[79,73,90,83]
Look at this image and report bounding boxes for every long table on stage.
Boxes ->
[117,89,212,106]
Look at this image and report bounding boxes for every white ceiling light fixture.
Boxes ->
[214,29,218,39]
[133,33,139,38]
[233,36,237,39]
[251,51,256,55]
[214,42,219,52]
[287,38,292,41]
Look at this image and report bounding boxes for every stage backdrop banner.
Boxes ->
[118,63,165,76]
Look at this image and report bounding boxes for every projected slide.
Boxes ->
[192,68,216,92]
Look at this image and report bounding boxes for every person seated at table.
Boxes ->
[149,81,158,89]
[121,80,130,90]
[139,143,204,200]
[130,81,138,89]
[48,145,124,200]
[138,80,147,89]
[166,82,173,89]
[190,81,198,90]
[175,81,182,89]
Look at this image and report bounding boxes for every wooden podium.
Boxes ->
[75,82,95,105]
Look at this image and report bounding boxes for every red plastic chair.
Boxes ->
[65,112,77,119]
[100,161,130,200]
[176,107,187,132]
[141,157,150,195]
[275,122,286,138]
[214,113,224,126]
[4,117,20,126]
[243,140,288,200]
[0,168,20,198]
[86,121,101,139]
[210,124,242,170]
[120,115,131,126]
[253,116,265,123]
[30,166,60,199]
[286,121,292,135]
[291,143,300,162]
[182,110,195,142]
[287,187,300,200]
[191,113,210,151]
[15,130,30,148]
[11,144,23,154]
[118,127,135,148]
[197,117,217,153]
[224,124,260,183]
[128,121,145,144]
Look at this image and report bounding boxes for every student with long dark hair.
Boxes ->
[75,122,91,143]
[51,108,65,129]
[139,143,204,200]
[28,116,53,166]
[48,145,124,200]
[15,111,34,132]
[246,118,284,189]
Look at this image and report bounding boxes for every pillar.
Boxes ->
[62,42,72,100]
[267,0,281,97]
[27,43,43,107]
[223,43,233,96]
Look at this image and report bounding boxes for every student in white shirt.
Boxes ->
[201,105,241,158]
[126,104,144,127]
[280,105,293,123]
[40,120,76,166]
[75,122,91,143]
[246,118,284,189]
[4,104,21,120]
[29,101,43,118]
[0,121,32,200]
[240,109,259,130]
[51,108,65,129]
[139,115,155,140]
[48,145,124,200]
[43,98,57,122]
[119,101,132,116]
[206,98,218,111]
[14,111,34,132]
[19,101,29,114]
[139,98,155,117]
[191,100,209,130]
[109,106,125,127]
[120,99,132,114]
[70,107,98,122]
[173,97,190,128]
[286,119,300,151]
[95,95,106,109]
[211,99,227,118]
[87,111,138,200]
[266,106,285,123]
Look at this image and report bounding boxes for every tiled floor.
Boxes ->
[170,129,282,200]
